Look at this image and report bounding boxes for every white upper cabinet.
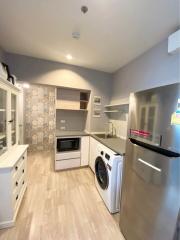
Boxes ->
[11,93,18,146]
[0,88,7,155]
[0,78,20,156]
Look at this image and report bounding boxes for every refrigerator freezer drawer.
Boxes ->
[120,140,180,240]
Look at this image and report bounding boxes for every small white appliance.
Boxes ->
[95,144,123,213]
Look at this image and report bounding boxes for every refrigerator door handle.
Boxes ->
[137,158,162,172]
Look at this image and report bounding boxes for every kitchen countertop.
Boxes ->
[56,130,89,137]
[91,135,126,156]
[0,144,29,169]
[55,129,126,156]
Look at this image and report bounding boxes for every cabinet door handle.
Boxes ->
[8,120,13,123]
[22,181,25,185]
[16,181,18,186]
[22,156,25,160]
[22,169,25,173]
[15,166,18,171]
[16,195,19,201]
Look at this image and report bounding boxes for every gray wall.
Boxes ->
[110,38,180,139]
[111,39,180,102]
[0,47,5,62]
[56,110,87,131]
[4,38,179,136]
[5,53,113,132]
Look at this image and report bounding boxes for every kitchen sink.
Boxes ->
[95,133,117,139]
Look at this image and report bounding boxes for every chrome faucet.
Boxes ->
[104,121,117,138]
[108,121,113,136]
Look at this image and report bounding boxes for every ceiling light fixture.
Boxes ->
[81,5,88,14]
[23,83,30,88]
[66,54,73,60]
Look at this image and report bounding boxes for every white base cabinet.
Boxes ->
[81,136,90,166]
[0,145,28,229]
[55,136,90,170]
[0,77,28,229]
[89,137,102,173]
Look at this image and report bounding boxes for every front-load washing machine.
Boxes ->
[95,144,123,213]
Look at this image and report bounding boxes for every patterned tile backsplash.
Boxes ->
[24,84,56,151]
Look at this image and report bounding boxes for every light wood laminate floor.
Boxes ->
[0,151,125,240]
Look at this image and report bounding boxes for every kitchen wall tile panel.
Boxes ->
[24,84,56,151]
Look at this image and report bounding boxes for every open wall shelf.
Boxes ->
[56,108,88,112]
[104,110,119,113]
[105,98,129,108]
[56,87,90,111]
[104,97,129,115]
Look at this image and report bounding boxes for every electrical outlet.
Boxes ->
[60,120,66,123]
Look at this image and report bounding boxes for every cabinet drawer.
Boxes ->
[55,151,80,161]
[12,152,27,180]
[13,160,26,185]
[13,153,27,175]
[13,162,26,191]
[55,158,80,170]
[13,175,26,209]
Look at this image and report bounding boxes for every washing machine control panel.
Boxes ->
[105,153,110,160]
[107,163,112,171]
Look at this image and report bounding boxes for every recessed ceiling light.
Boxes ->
[23,83,30,88]
[66,54,73,60]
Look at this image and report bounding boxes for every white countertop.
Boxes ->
[0,145,29,170]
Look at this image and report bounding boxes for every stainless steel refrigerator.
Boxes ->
[120,83,180,240]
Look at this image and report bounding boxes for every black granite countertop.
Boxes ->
[91,135,126,156]
[56,130,89,137]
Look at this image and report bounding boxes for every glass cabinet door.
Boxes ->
[0,88,7,155]
[11,94,17,145]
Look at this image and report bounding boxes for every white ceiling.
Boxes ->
[0,0,179,73]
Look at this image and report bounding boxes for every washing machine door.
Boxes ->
[95,156,109,190]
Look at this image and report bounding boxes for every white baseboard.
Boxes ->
[0,220,15,229]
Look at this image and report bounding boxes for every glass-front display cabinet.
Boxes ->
[0,88,7,155]
[11,94,17,146]
[0,79,19,157]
